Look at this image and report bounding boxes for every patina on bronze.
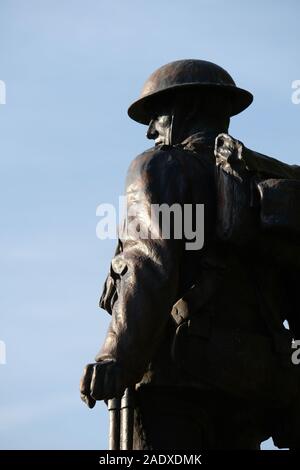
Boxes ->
[80,59,300,449]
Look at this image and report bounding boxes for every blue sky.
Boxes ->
[0,0,299,450]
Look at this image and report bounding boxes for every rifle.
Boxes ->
[107,387,135,450]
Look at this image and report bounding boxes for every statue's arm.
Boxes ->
[84,149,187,402]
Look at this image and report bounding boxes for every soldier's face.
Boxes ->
[146,114,172,146]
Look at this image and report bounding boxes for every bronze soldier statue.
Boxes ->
[80,60,300,449]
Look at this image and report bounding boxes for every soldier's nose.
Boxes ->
[147,119,159,140]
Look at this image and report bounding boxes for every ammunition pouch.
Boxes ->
[171,313,299,409]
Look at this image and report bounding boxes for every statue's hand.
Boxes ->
[80,359,126,408]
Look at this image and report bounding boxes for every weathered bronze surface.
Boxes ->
[80,60,300,449]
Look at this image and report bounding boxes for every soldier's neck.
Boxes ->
[177,125,229,147]
[172,113,229,146]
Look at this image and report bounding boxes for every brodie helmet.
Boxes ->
[128,59,253,124]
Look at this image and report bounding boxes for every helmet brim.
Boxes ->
[128,83,253,125]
